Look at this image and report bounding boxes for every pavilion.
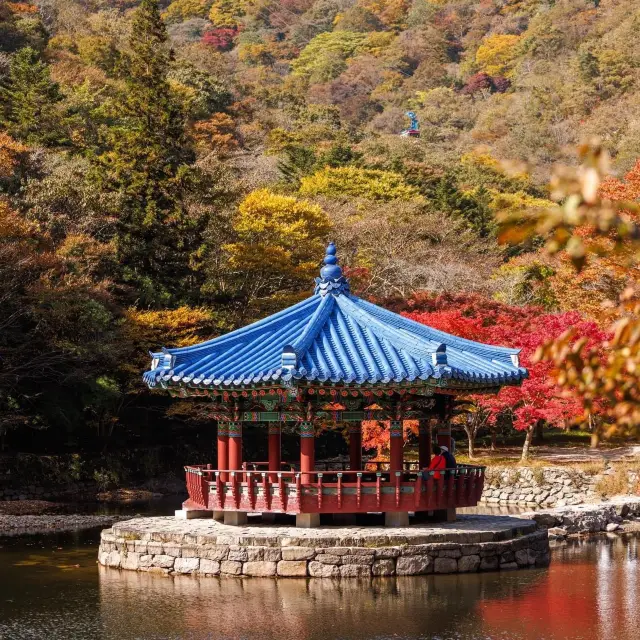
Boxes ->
[144,243,528,527]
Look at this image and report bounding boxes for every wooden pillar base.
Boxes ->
[384,511,410,527]
[296,513,320,528]
[175,509,211,520]
[224,511,248,526]
[213,510,225,522]
[434,508,456,523]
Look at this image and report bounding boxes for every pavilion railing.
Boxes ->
[184,464,486,515]
[241,460,439,472]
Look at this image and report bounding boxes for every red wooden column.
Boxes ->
[268,424,281,482]
[418,419,432,469]
[436,396,454,451]
[300,421,315,484]
[389,420,404,472]
[228,421,243,470]
[436,422,452,451]
[349,424,362,471]
[217,422,229,481]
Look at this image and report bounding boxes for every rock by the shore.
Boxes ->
[0,500,67,516]
[520,496,640,536]
[0,514,130,536]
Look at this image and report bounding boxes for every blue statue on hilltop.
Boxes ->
[400,111,420,138]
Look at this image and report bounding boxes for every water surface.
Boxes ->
[0,506,638,639]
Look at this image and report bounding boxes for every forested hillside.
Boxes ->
[0,0,638,464]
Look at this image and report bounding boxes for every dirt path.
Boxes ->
[469,445,640,463]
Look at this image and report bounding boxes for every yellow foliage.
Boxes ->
[299,167,420,201]
[124,307,219,349]
[209,0,249,27]
[359,32,396,57]
[358,0,410,29]
[237,43,274,66]
[461,150,503,174]
[475,34,523,77]
[224,189,331,283]
[488,190,556,215]
[163,0,211,22]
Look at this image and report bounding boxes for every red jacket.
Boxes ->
[426,454,446,480]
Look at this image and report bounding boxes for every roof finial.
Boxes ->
[315,242,350,296]
[320,242,342,280]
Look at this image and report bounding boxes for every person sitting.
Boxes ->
[423,445,446,480]
[440,445,457,469]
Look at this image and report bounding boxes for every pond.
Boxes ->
[0,506,638,639]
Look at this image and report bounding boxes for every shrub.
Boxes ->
[299,166,420,201]
[291,31,367,83]
[475,34,523,78]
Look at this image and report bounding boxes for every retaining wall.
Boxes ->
[98,516,550,578]
[481,465,639,508]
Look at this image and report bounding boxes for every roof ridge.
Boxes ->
[336,295,445,361]
[354,296,521,357]
[289,292,334,360]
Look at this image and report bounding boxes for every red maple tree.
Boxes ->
[361,293,608,460]
[202,27,238,52]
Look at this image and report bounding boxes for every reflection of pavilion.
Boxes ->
[144,244,527,527]
[97,564,543,639]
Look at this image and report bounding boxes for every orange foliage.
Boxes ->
[358,0,409,29]
[548,158,640,319]
[0,133,29,179]
[599,159,640,203]
[7,2,38,13]
[361,419,417,460]
[193,113,239,155]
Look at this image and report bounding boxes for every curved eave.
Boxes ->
[142,289,529,392]
[143,366,528,390]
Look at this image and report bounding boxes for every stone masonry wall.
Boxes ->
[98,529,550,578]
[481,465,639,509]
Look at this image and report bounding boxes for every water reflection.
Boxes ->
[98,567,543,640]
[478,536,640,640]
[1,533,639,639]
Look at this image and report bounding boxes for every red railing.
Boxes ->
[184,464,486,515]
[249,460,424,472]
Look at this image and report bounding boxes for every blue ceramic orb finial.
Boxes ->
[320,242,343,280]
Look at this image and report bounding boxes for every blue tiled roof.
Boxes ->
[143,243,528,389]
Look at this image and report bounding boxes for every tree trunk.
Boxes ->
[521,426,534,461]
[533,420,544,445]
[490,426,497,451]
[590,415,600,449]
[465,425,475,459]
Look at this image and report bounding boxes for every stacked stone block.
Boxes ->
[98,519,550,579]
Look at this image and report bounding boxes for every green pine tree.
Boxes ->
[1,47,64,145]
[433,174,495,238]
[94,0,206,305]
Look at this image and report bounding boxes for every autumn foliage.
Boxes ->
[401,293,606,432]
